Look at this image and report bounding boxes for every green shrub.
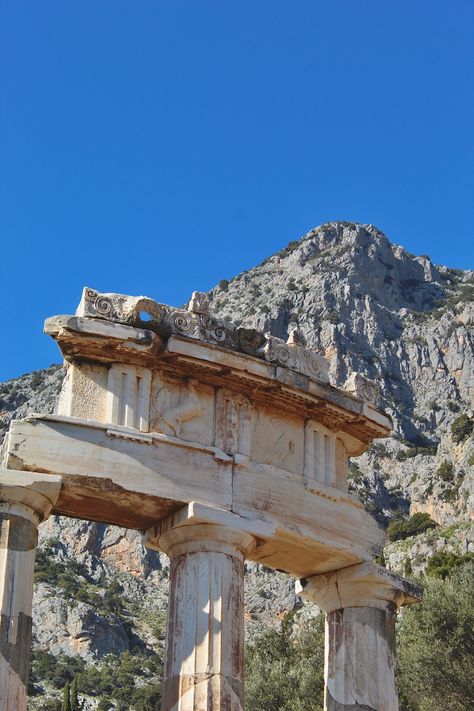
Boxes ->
[70,678,80,711]
[97,701,114,711]
[218,279,229,291]
[348,461,363,482]
[451,414,473,444]
[35,545,133,622]
[397,564,474,710]
[404,558,413,577]
[396,444,437,461]
[387,513,437,542]
[30,651,85,691]
[246,613,324,711]
[371,442,388,457]
[440,484,459,503]
[447,400,460,413]
[426,551,474,579]
[437,460,454,482]
[279,240,300,257]
[78,651,162,709]
[30,372,44,388]
[61,682,71,711]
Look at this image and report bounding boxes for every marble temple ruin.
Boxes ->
[0,287,421,710]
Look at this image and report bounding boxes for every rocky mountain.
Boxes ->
[1,221,473,709]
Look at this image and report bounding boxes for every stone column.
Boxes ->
[146,518,256,711]
[296,562,421,711]
[0,470,62,711]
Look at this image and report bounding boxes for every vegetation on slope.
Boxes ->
[30,564,473,710]
[397,564,474,711]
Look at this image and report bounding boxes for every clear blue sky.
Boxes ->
[1,1,473,381]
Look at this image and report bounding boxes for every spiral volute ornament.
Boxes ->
[173,312,194,333]
[95,296,113,316]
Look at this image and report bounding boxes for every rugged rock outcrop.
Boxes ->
[209,222,473,528]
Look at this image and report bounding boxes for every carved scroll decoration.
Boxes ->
[344,372,379,405]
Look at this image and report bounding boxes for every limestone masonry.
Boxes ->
[1,285,421,711]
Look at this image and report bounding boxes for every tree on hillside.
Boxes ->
[61,682,71,711]
[70,677,80,711]
[245,612,324,711]
[397,563,474,711]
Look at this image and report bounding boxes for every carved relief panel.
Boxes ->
[150,374,214,444]
[106,364,152,431]
[304,420,336,489]
[251,406,304,474]
[215,389,254,457]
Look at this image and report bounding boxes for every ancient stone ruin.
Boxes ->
[0,287,421,710]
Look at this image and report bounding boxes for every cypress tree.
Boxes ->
[71,676,80,711]
[61,681,71,711]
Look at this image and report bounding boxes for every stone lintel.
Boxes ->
[296,561,422,612]
[5,416,385,575]
[0,469,62,521]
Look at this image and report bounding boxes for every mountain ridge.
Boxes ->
[0,221,472,709]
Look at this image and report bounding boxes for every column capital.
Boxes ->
[296,561,421,613]
[0,469,62,522]
[145,502,257,560]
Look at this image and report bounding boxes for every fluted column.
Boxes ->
[296,562,421,711]
[147,519,256,711]
[0,470,62,711]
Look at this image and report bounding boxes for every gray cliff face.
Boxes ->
[0,222,472,701]
[210,222,473,427]
[210,222,474,528]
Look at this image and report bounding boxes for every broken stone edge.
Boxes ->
[69,287,382,407]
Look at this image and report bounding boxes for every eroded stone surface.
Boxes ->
[298,563,421,711]
[149,519,255,711]
[75,286,336,386]
[0,474,61,711]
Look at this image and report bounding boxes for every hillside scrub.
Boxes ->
[245,613,325,711]
[387,513,438,542]
[397,564,474,711]
[425,551,474,580]
[244,566,474,711]
[451,414,473,445]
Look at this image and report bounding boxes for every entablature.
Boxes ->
[45,288,391,458]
